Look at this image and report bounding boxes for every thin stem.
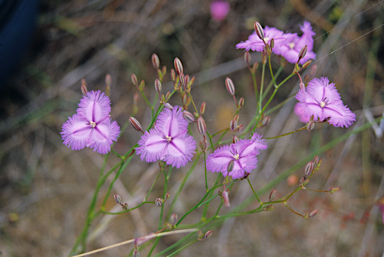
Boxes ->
[259,63,266,115]
[202,174,221,220]
[101,202,154,215]
[247,178,262,205]
[251,72,258,111]
[204,152,208,192]
[187,92,199,114]
[266,126,306,140]
[265,93,296,116]
[268,55,276,89]
[166,240,198,257]
[211,128,229,137]
[206,133,215,151]
[144,170,163,202]
[263,66,283,99]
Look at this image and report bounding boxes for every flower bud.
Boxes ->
[309,209,319,218]
[131,73,138,86]
[244,51,251,65]
[165,192,171,201]
[222,190,230,207]
[309,64,317,79]
[230,119,237,131]
[197,117,207,135]
[302,59,312,69]
[270,38,274,50]
[174,57,183,74]
[185,75,190,86]
[261,50,267,65]
[199,139,207,152]
[305,161,314,176]
[81,79,88,95]
[303,212,309,219]
[313,155,319,167]
[232,136,239,143]
[200,102,206,114]
[133,250,139,257]
[204,230,213,239]
[236,124,243,132]
[227,160,234,173]
[269,189,276,201]
[298,45,307,61]
[237,97,244,109]
[225,77,235,96]
[170,213,178,226]
[164,103,173,110]
[261,116,270,127]
[179,73,185,87]
[329,187,340,194]
[155,198,163,207]
[254,21,264,40]
[154,79,162,93]
[151,53,160,69]
[183,111,195,123]
[299,82,305,91]
[114,193,122,204]
[139,80,145,91]
[162,66,167,75]
[189,76,195,86]
[171,69,176,81]
[233,114,239,122]
[198,230,204,240]
[129,117,143,132]
[306,121,315,132]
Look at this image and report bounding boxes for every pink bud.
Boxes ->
[232,136,239,143]
[304,161,314,176]
[199,139,207,152]
[230,119,237,131]
[225,77,235,96]
[222,190,230,207]
[269,189,276,201]
[81,80,88,96]
[300,82,305,91]
[204,230,213,239]
[174,57,183,75]
[154,79,162,93]
[244,51,251,65]
[238,97,244,109]
[261,116,270,127]
[254,22,264,40]
[200,102,206,114]
[114,193,122,204]
[164,103,173,110]
[155,198,163,207]
[131,74,138,86]
[170,213,178,226]
[183,111,195,123]
[129,117,143,132]
[171,69,176,81]
[151,53,160,69]
[309,209,319,218]
[197,117,207,135]
[298,45,307,61]
[306,121,315,132]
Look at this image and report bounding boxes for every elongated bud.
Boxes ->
[261,50,267,65]
[222,190,230,207]
[183,111,195,123]
[313,155,319,167]
[139,80,145,91]
[302,59,312,69]
[225,77,235,96]
[233,114,239,122]
[131,74,138,86]
[179,73,185,88]
[189,76,195,86]
[298,45,307,61]
[182,93,188,105]
[162,66,167,75]
[170,213,178,226]
[155,79,162,92]
[236,124,244,132]
[155,198,163,207]
[238,98,244,109]
[304,161,314,176]
[200,102,206,114]
[270,38,274,50]
[81,79,88,95]
[199,140,207,152]
[329,187,340,194]
[197,117,207,135]
[134,93,139,105]
[269,189,276,201]
[129,117,143,132]
[164,103,173,110]
[227,160,234,173]
[306,121,315,132]
[204,230,213,239]
[165,192,171,201]
[185,75,190,86]
[133,250,139,257]
[230,119,237,131]
[174,57,183,74]
[300,82,305,91]
[309,209,319,218]
[262,116,270,127]
[151,53,160,69]
[244,51,251,65]
[232,136,239,143]
[114,193,122,204]
[171,69,176,81]
[254,22,264,40]
[198,230,204,240]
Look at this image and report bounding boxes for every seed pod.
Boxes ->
[174,57,183,75]
[298,45,307,61]
[254,21,264,40]
[197,117,207,135]
[200,102,206,114]
[129,117,143,132]
[225,77,235,96]
[155,79,162,92]
[244,51,251,65]
[183,111,195,123]
[151,53,160,69]
[131,73,138,86]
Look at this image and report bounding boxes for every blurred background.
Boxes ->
[0,0,384,256]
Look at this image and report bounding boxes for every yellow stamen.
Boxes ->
[289,42,295,49]
[234,154,240,160]
[166,136,172,143]
[89,121,96,128]
[320,101,326,108]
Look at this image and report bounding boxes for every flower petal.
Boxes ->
[307,77,341,103]
[90,120,120,154]
[78,90,111,122]
[163,134,196,168]
[61,114,92,151]
[323,102,356,128]
[206,145,234,172]
[136,129,168,163]
[155,106,188,137]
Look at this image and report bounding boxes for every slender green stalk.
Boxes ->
[267,55,276,89]
[204,152,208,192]
[265,93,296,115]
[144,170,163,202]
[259,63,266,115]
[202,174,221,220]
[251,72,258,110]
[101,202,154,215]
[211,128,229,137]
[166,240,198,257]
[263,66,283,99]
[247,178,262,205]
[266,126,307,140]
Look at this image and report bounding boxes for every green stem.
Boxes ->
[211,128,229,137]
[265,93,296,116]
[251,72,258,111]
[266,126,306,140]
[204,152,208,192]
[247,178,262,205]
[101,202,154,215]
[144,170,163,202]
[202,174,221,220]
[268,55,276,89]
[259,63,266,115]
[166,240,198,257]
[263,66,283,99]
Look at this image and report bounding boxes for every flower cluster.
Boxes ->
[136,106,196,168]
[206,133,267,179]
[294,77,356,128]
[61,90,120,154]
[236,21,316,64]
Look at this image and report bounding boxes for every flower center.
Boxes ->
[234,154,240,160]
[165,135,172,143]
[289,42,295,49]
[263,37,269,44]
[320,97,328,108]
[89,121,97,128]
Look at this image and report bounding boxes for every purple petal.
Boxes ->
[206,145,234,172]
[155,106,188,137]
[294,103,311,123]
[78,90,111,122]
[61,114,92,151]
[237,133,267,157]
[229,156,258,179]
[136,130,168,163]
[90,120,121,154]
[307,77,341,103]
[323,102,356,128]
[163,134,196,168]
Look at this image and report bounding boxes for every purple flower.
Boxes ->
[210,1,230,21]
[136,106,196,168]
[206,133,267,179]
[61,90,120,154]
[236,27,287,55]
[280,22,316,64]
[295,77,356,128]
